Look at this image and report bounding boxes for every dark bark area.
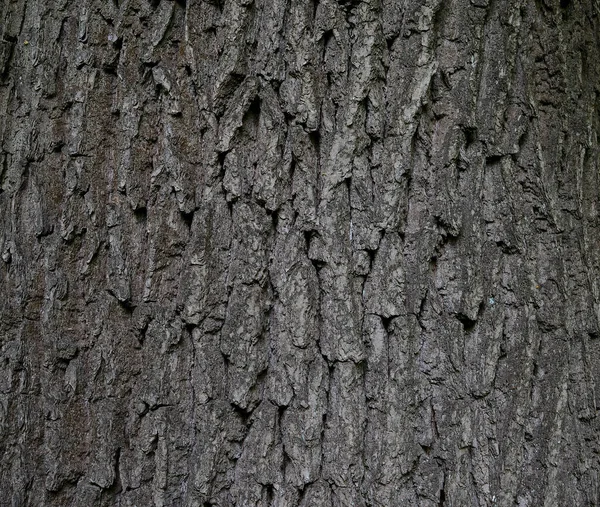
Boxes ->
[1,0,600,505]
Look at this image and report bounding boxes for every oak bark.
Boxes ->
[1,0,600,505]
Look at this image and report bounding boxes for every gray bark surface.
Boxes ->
[1,0,600,505]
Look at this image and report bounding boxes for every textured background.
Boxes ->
[1,0,600,505]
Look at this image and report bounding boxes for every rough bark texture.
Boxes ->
[1,0,600,505]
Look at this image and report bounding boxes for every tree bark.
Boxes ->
[1,0,600,505]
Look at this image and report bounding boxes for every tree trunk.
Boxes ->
[1,0,600,505]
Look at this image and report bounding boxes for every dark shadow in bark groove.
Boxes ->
[180,209,195,230]
[456,313,477,333]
